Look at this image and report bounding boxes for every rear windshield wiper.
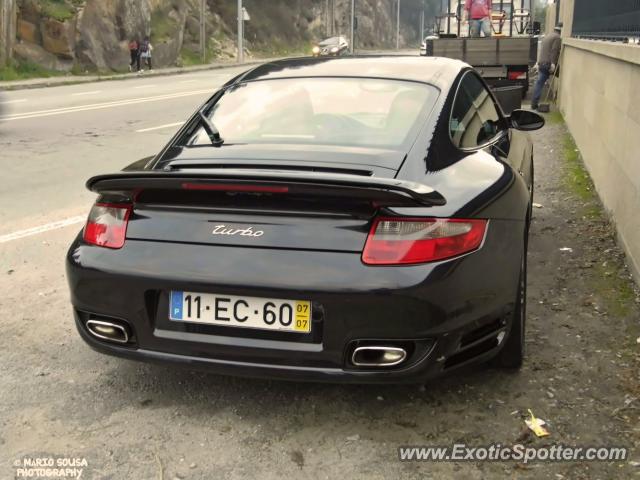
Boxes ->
[197,110,224,147]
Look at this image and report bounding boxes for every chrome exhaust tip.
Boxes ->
[351,346,407,367]
[86,319,129,344]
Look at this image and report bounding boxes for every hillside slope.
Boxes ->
[13,0,428,73]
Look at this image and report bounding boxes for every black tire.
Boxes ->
[491,246,526,369]
[492,161,534,369]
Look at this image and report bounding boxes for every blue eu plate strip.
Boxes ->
[170,291,183,320]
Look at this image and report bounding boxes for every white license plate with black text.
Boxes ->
[169,291,311,333]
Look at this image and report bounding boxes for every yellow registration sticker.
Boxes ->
[294,301,311,332]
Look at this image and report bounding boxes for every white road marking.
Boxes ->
[180,80,197,83]
[71,90,102,96]
[0,216,85,244]
[136,121,184,133]
[0,89,212,122]
[134,84,157,89]
[0,98,27,104]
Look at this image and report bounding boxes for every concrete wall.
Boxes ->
[558,38,640,281]
[558,0,574,39]
[545,0,574,36]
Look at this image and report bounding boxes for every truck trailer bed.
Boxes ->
[423,37,537,66]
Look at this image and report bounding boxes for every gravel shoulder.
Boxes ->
[0,112,639,479]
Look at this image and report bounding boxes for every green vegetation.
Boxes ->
[40,0,77,22]
[151,9,179,43]
[592,263,636,318]
[70,63,88,75]
[180,35,221,67]
[546,110,563,125]
[179,37,314,66]
[180,47,209,66]
[554,111,636,318]
[561,126,606,220]
[0,60,62,81]
[561,129,595,204]
[180,36,225,66]
[251,39,315,58]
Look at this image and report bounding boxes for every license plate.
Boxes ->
[169,291,312,333]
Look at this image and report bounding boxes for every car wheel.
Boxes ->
[491,244,526,369]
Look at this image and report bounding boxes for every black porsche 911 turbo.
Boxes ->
[66,56,544,383]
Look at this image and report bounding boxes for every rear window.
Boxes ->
[320,37,341,45]
[191,78,439,149]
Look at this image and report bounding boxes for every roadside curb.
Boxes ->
[0,51,418,91]
[0,58,279,92]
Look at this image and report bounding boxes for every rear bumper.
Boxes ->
[74,310,507,383]
[66,219,524,383]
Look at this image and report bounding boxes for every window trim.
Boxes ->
[448,70,508,153]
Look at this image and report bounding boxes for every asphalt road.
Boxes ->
[0,65,247,235]
[0,63,639,479]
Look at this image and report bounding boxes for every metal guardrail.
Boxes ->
[572,0,640,41]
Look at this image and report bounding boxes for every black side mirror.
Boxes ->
[509,109,545,131]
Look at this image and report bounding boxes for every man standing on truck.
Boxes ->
[464,0,492,37]
[531,23,563,110]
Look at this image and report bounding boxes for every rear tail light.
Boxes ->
[362,217,487,265]
[508,71,527,80]
[83,203,131,249]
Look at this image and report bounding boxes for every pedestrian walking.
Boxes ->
[139,36,153,72]
[464,0,492,38]
[531,23,563,110]
[128,38,140,72]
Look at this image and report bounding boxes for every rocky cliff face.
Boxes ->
[13,0,426,73]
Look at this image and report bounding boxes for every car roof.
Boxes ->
[232,56,468,92]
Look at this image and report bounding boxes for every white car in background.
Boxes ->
[312,36,349,56]
[420,35,438,56]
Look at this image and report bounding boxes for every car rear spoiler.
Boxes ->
[87,169,446,207]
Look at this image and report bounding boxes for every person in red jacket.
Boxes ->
[128,38,140,72]
[464,0,492,37]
